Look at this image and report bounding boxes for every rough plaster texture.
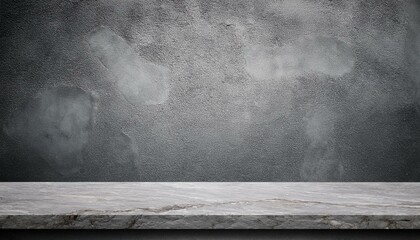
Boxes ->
[0,0,420,181]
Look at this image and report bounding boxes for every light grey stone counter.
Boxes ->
[0,183,419,229]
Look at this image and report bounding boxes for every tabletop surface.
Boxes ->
[0,183,419,229]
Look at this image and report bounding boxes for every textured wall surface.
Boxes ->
[0,0,419,181]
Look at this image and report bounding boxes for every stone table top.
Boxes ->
[0,183,419,229]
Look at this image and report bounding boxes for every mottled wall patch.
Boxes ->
[88,26,170,106]
[245,36,355,80]
[3,86,96,175]
[112,132,139,169]
[300,106,342,181]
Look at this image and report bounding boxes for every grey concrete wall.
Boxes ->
[0,0,419,181]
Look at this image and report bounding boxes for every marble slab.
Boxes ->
[0,183,419,229]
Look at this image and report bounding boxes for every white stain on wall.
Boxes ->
[88,26,170,106]
[3,86,96,175]
[300,106,343,181]
[245,36,355,81]
[112,131,139,169]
